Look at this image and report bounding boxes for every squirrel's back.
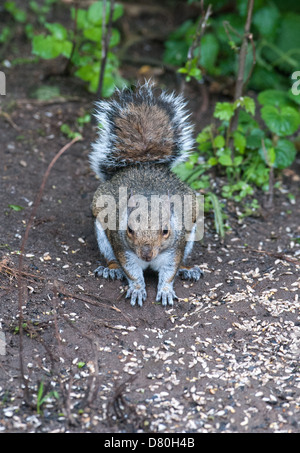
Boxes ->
[90,81,194,180]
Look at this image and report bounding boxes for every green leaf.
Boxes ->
[213,135,225,149]
[113,3,124,22]
[214,102,235,121]
[83,26,101,42]
[60,40,73,58]
[45,23,68,40]
[258,90,291,108]
[163,40,189,66]
[246,128,265,149]
[233,131,246,154]
[163,20,193,66]
[172,162,194,181]
[242,97,255,116]
[234,96,255,115]
[208,157,218,166]
[75,63,95,81]
[274,13,300,72]
[8,204,24,211]
[218,153,232,166]
[253,3,280,39]
[196,127,211,144]
[32,35,72,59]
[287,88,300,106]
[102,71,117,97]
[268,147,276,166]
[87,1,103,25]
[32,35,61,59]
[4,1,27,22]
[274,139,297,169]
[72,8,88,30]
[109,29,121,48]
[197,33,219,73]
[233,155,243,166]
[208,192,225,238]
[261,105,300,136]
[87,1,123,25]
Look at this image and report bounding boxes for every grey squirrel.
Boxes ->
[90,81,203,307]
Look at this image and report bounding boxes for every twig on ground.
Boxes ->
[0,108,20,130]
[247,247,300,265]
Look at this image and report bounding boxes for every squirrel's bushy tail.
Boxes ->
[90,81,194,180]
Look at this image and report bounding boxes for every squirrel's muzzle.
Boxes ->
[140,245,154,262]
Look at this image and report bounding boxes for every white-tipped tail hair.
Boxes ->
[90,81,194,180]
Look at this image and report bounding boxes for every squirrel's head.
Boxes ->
[123,194,176,262]
[125,221,173,262]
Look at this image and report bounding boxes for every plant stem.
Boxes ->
[97,0,115,98]
[64,0,79,76]
[228,0,254,158]
[234,0,254,101]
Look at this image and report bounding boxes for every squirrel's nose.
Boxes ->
[140,245,153,262]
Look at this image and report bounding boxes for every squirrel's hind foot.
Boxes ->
[94,264,125,280]
[178,266,203,282]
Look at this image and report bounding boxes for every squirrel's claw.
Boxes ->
[126,281,147,307]
[126,285,147,307]
[156,286,177,306]
[177,266,203,282]
[94,265,125,280]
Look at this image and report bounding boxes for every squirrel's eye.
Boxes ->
[127,225,134,235]
[162,227,169,237]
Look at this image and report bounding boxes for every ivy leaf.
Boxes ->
[214,102,235,121]
[261,105,300,137]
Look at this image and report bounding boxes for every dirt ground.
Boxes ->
[0,2,300,434]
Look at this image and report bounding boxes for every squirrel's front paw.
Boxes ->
[94,264,125,280]
[178,266,203,282]
[126,283,147,307]
[156,285,177,306]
